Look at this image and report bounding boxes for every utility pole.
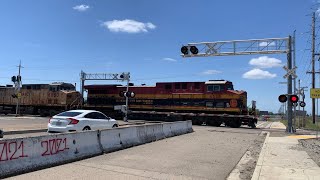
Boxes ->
[15,60,23,116]
[312,12,316,124]
[287,36,294,133]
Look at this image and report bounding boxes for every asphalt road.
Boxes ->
[7,122,270,180]
[0,115,48,131]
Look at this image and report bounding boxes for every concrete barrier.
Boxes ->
[99,126,140,152]
[100,121,192,153]
[0,131,102,178]
[163,120,193,137]
[0,121,193,178]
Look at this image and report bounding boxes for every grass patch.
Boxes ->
[281,117,320,130]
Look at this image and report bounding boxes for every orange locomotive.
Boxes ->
[85,80,256,128]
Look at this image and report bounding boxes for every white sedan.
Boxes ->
[47,110,119,133]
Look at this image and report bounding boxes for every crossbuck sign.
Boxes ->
[283,66,297,79]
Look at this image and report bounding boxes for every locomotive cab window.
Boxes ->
[165,84,172,90]
[182,83,187,89]
[215,102,225,108]
[227,85,234,90]
[207,85,221,92]
[175,83,180,89]
[194,83,200,89]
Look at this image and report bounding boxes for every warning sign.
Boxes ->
[310,88,320,98]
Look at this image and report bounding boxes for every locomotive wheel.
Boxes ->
[192,119,202,125]
[213,121,222,127]
[207,121,222,127]
[250,123,256,128]
[249,122,256,128]
[230,120,241,128]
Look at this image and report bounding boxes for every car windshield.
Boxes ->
[56,112,82,117]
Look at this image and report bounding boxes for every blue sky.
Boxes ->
[0,0,318,113]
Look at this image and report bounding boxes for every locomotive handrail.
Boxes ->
[69,95,81,109]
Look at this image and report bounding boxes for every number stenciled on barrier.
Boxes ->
[0,141,28,162]
[41,138,69,156]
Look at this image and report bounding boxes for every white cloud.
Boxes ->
[101,19,156,33]
[162,58,177,62]
[73,5,90,12]
[317,8,320,15]
[201,70,222,75]
[249,56,282,68]
[259,41,275,46]
[242,68,276,79]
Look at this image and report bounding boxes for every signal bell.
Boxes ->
[300,101,306,107]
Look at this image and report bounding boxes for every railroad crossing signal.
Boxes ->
[283,66,297,79]
[278,94,306,107]
[290,95,299,103]
[181,46,188,55]
[119,91,135,98]
[278,94,299,103]
[180,46,199,55]
[278,95,287,103]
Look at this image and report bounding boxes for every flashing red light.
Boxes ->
[290,95,299,103]
[68,118,79,124]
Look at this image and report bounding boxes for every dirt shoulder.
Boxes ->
[298,138,320,167]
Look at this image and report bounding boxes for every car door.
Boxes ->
[95,112,110,129]
[83,112,99,130]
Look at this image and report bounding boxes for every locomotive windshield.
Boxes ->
[207,84,233,92]
[49,82,75,91]
[227,85,234,90]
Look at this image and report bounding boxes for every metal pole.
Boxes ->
[293,30,297,129]
[302,88,306,128]
[318,55,320,137]
[124,73,130,122]
[15,60,22,117]
[298,79,301,128]
[284,102,286,117]
[287,35,293,133]
[80,71,85,105]
[312,12,316,124]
